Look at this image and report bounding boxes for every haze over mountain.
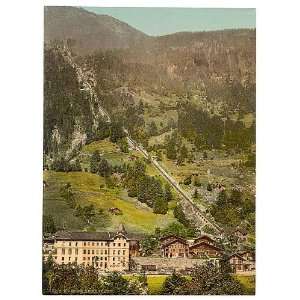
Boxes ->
[44,6,149,55]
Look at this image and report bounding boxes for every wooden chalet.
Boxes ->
[189,241,222,258]
[161,236,189,258]
[228,251,255,273]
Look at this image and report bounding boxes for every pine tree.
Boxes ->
[90,150,101,173]
[98,158,111,177]
[162,272,188,295]
[153,197,168,214]
[164,184,173,202]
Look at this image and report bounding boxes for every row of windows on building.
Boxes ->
[56,256,126,262]
[61,249,126,255]
[45,258,121,269]
[61,241,127,247]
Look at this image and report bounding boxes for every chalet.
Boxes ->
[108,207,122,215]
[239,250,255,262]
[189,241,222,258]
[193,234,216,246]
[160,235,182,245]
[233,228,248,242]
[161,236,189,258]
[228,251,255,273]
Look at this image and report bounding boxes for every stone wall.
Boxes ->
[131,257,218,274]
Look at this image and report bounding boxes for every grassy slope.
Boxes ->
[234,275,256,294]
[43,170,176,234]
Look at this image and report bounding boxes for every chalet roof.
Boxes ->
[238,250,255,259]
[227,253,245,260]
[161,238,188,248]
[189,241,222,251]
[54,231,143,241]
[233,227,248,235]
[193,234,215,243]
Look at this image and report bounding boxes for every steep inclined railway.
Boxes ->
[62,46,222,235]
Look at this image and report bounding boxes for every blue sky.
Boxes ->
[83,7,256,36]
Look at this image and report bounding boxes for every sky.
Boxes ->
[83,7,256,36]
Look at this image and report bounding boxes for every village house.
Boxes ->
[160,236,189,258]
[43,224,142,272]
[160,234,223,259]
[233,228,248,242]
[188,235,223,258]
[228,250,255,273]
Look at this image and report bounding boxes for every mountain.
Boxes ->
[44,6,149,55]
[44,6,256,159]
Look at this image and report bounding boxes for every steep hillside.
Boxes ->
[43,7,256,238]
[44,6,149,55]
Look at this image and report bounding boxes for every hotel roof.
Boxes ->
[54,231,144,241]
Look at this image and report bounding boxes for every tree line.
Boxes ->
[178,102,255,150]
[43,258,147,295]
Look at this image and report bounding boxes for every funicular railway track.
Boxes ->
[62,45,222,235]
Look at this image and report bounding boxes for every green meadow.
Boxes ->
[43,170,177,233]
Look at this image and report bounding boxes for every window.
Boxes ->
[75,257,78,262]
[62,248,65,255]
[69,257,71,261]
[118,243,121,247]
[100,257,103,261]
[75,249,78,255]
[68,249,72,255]
[113,250,116,255]
[92,242,94,246]
[69,242,71,246]
[101,242,103,246]
[88,257,90,261]
[123,250,126,255]
[104,262,107,268]
[124,243,126,247]
[101,250,103,255]
[118,250,120,255]
[113,243,116,246]
[62,257,64,261]
[105,257,107,261]
[83,242,86,246]
[105,250,107,254]
[88,242,90,246]
[97,242,99,246]
[83,250,86,254]
[113,257,115,261]
[118,257,120,261]
[83,257,86,261]
[96,250,99,255]
[75,242,78,247]
[88,250,90,254]
[92,250,94,254]
[54,256,57,260]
